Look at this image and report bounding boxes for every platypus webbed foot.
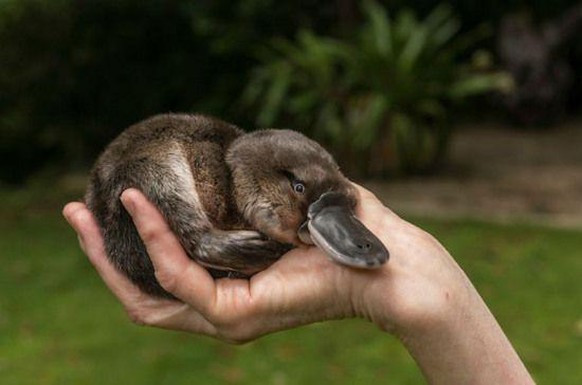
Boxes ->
[195,230,292,275]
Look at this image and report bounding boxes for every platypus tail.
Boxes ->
[85,145,289,298]
[85,153,211,298]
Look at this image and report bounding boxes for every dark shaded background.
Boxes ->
[0,0,580,184]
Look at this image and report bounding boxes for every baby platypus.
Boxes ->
[86,114,388,298]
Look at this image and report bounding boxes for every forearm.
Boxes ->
[399,288,534,385]
[64,186,536,381]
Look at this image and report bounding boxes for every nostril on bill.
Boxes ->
[356,242,372,251]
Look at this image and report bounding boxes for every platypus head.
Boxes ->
[226,129,388,269]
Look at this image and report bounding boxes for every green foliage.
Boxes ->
[244,1,513,176]
[0,0,208,183]
[0,0,345,185]
[0,0,576,184]
[382,0,582,26]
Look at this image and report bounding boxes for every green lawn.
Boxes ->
[0,185,580,384]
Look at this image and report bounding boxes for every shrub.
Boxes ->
[0,0,343,185]
[244,1,513,176]
[0,0,210,184]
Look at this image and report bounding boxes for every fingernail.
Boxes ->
[62,204,74,223]
[62,205,83,229]
[62,210,71,224]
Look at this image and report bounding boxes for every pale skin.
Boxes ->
[62,184,535,384]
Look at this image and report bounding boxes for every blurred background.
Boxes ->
[1,0,581,384]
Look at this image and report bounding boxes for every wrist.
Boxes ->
[396,286,534,384]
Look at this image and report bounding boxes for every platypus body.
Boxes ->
[86,114,388,298]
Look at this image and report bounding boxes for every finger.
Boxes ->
[350,181,378,201]
[128,297,220,336]
[351,182,393,211]
[62,202,96,254]
[249,249,353,326]
[63,202,223,336]
[350,182,399,219]
[62,202,153,304]
[120,189,218,313]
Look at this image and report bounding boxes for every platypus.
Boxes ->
[86,114,388,298]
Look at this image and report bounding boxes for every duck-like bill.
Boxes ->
[298,192,389,269]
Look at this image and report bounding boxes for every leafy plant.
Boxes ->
[244,1,513,176]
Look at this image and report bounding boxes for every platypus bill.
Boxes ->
[86,114,388,298]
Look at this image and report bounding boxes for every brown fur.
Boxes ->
[86,113,356,298]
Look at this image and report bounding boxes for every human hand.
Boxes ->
[62,184,463,340]
[63,184,533,383]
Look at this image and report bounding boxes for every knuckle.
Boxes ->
[125,305,170,329]
[218,329,255,345]
[209,312,238,330]
[139,225,164,245]
[152,262,195,295]
[208,314,256,344]
[154,269,179,293]
[125,307,148,326]
[223,336,252,345]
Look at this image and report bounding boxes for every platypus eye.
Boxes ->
[292,180,305,194]
[279,170,306,194]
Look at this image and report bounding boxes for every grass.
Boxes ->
[0,182,580,384]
